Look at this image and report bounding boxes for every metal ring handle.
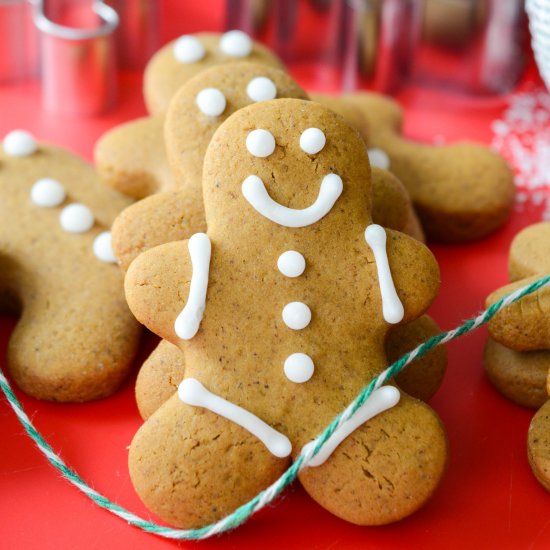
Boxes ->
[33,0,119,40]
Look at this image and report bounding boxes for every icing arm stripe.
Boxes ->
[178,378,292,458]
[306,386,400,467]
[364,224,405,324]
[174,233,211,340]
[241,173,343,228]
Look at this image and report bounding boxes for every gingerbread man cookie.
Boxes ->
[104,66,440,420]
[485,222,550,408]
[0,131,141,402]
[144,31,283,116]
[124,99,448,528]
[311,92,515,243]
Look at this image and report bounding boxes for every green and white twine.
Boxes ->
[2,274,550,540]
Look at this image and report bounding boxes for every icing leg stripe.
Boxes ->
[174,233,211,340]
[178,378,292,458]
[364,224,404,324]
[305,386,400,467]
[241,173,343,227]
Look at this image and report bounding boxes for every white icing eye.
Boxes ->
[220,30,252,57]
[59,203,94,233]
[196,88,227,117]
[31,178,65,208]
[246,129,276,158]
[173,35,205,63]
[3,130,37,157]
[300,128,326,155]
[277,251,305,278]
[246,76,277,102]
[282,301,311,330]
[368,148,390,170]
[284,353,314,383]
[93,231,117,263]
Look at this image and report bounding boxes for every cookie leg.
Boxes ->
[7,268,140,402]
[135,339,186,419]
[129,393,290,528]
[298,395,448,525]
[112,190,206,271]
[388,315,448,402]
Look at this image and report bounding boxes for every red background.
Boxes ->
[2,3,550,549]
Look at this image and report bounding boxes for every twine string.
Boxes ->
[1,274,549,540]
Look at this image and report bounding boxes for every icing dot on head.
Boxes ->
[300,128,326,155]
[277,251,305,277]
[282,302,311,330]
[284,353,314,383]
[173,35,205,64]
[196,88,227,117]
[31,178,65,208]
[246,77,277,102]
[220,30,252,58]
[246,129,276,158]
[59,203,95,233]
[368,148,390,170]
[93,231,117,263]
[3,130,37,157]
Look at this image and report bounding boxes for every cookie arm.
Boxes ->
[487,275,550,351]
[366,227,440,325]
[94,115,172,199]
[125,237,210,344]
[346,92,514,243]
[112,190,207,271]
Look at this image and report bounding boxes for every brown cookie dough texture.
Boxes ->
[528,398,550,492]
[136,313,445,421]
[484,222,550,492]
[144,32,284,116]
[313,92,515,243]
[124,99,448,528]
[0,134,141,402]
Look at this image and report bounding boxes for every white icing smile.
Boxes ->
[241,173,343,228]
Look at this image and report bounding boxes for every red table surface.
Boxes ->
[3,5,550,550]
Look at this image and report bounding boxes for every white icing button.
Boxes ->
[3,130,37,157]
[284,353,314,383]
[246,129,276,158]
[30,178,65,208]
[282,302,311,330]
[173,35,205,63]
[196,88,227,117]
[246,76,277,102]
[368,148,390,170]
[220,30,252,57]
[93,231,117,263]
[277,251,305,278]
[300,128,326,155]
[59,203,95,233]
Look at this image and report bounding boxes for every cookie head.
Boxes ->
[165,62,308,192]
[144,31,284,115]
[202,98,372,237]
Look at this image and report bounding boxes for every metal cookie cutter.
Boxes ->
[33,0,119,116]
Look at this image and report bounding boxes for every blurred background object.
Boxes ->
[226,0,528,94]
[415,0,526,94]
[34,0,119,115]
[526,0,550,91]
[0,0,39,81]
